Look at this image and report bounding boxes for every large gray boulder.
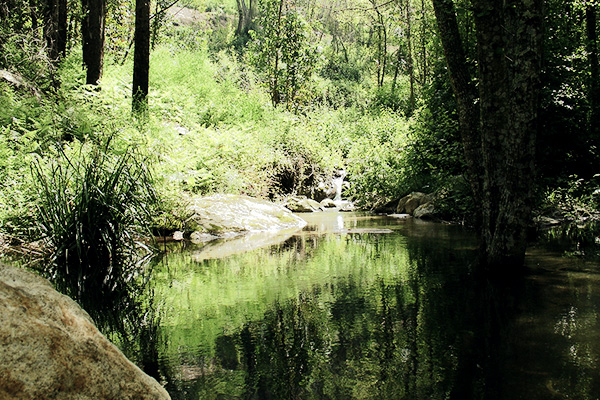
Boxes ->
[0,264,170,400]
[413,202,436,220]
[396,192,433,215]
[185,194,307,234]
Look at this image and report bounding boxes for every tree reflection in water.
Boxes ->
[63,216,600,400]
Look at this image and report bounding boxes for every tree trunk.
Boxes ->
[236,0,256,37]
[420,0,428,86]
[271,0,285,106]
[43,0,67,62]
[587,4,600,141]
[473,0,543,269]
[30,0,38,33]
[58,0,66,55]
[81,0,105,85]
[432,0,543,271]
[132,0,150,113]
[431,0,482,212]
[406,0,414,114]
[373,6,387,87]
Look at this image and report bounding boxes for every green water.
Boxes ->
[107,213,600,400]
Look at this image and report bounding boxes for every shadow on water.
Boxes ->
[47,214,600,399]
[30,250,167,383]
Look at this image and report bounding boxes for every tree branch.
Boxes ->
[334,0,397,13]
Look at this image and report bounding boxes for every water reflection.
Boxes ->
[59,213,600,399]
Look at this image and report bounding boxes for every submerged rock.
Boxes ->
[0,264,170,400]
[186,194,307,236]
[190,229,298,261]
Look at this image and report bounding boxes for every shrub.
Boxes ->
[345,111,410,209]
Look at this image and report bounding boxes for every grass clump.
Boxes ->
[31,137,157,301]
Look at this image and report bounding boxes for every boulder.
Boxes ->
[414,202,436,220]
[320,198,338,209]
[283,196,323,213]
[186,194,307,234]
[396,192,433,215]
[0,264,170,400]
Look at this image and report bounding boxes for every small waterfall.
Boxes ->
[332,176,344,203]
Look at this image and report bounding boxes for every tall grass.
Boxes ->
[32,138,157,303]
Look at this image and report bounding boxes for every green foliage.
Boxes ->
[106,0,135,61]
[248,0,317,108]
[31,138,157,298]
[345,111,410,209]
[0,28,56,89]
[541,174,600,221]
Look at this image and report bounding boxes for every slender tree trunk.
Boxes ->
[392,47,401,92]
[406,0,414,114]
[81,0,105,85]
[236,0,247,35]
[30,0,38,33]
[431,0,482,209]
[237,0,257,36]
[58,0,66,56]
[0,2,8,26]
[43,0,67,62]
[420,0,427,86]
[271,0,285,106]
[132,0,150,113]
[374,7,387,87]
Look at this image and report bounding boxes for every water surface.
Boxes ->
[107,213,600,399]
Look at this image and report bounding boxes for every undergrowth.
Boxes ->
[1,40,454,249]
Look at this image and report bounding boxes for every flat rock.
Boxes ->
[0,264,170,400]
[389,213,411,219]
[186,194,307,234]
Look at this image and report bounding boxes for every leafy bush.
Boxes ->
[540,174,600,220]
[0,28,56,89]
[345,111,410,209]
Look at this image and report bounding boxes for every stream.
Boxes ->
[100,212,600,399]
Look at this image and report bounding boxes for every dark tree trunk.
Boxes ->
[43,0,67,62]
[406,0,415,114]
[58,0,66,55]
[30,0,38,33]
[432,0,543,271]
[81,0,105,85]
[270,0,284,106]
[373,5,387,87]
[236,0,252,35]
[431,0,482,214]
[420,0,428,86]
[473,0,543,269]
[132,0,150,113]
[587,4,600,140]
